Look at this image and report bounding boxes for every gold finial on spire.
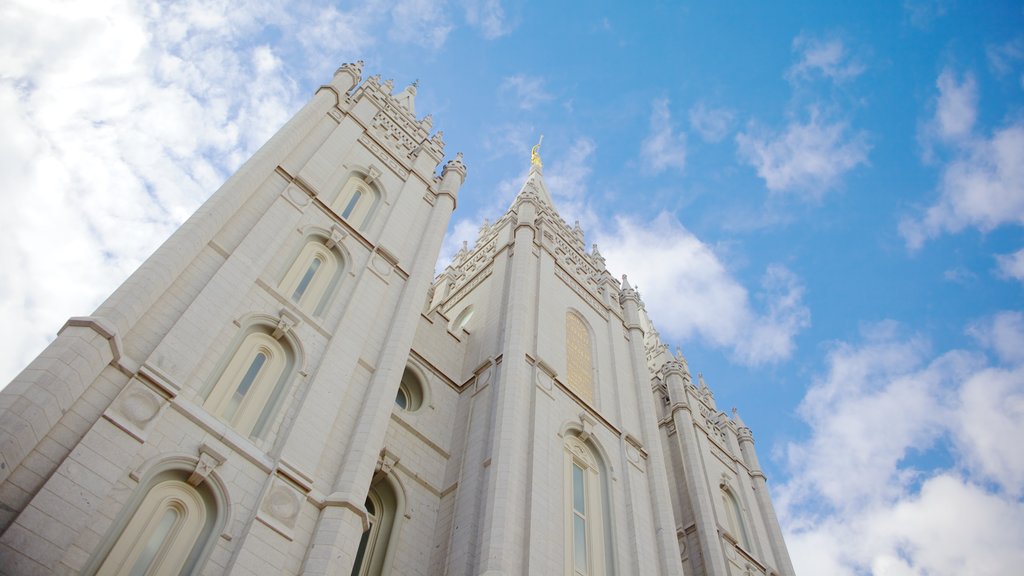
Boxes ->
[531,134,544,167]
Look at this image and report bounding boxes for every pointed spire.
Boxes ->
[621,274,632,291]
[732,407,747,428]
[512,139,556,208]
[396,80,417,114]
[531,134,544,169]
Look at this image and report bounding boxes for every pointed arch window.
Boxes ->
[203,330,296,439]
[565,311,595,404]
[564,436,613,576]
[279,239,344,316]
[91,475,220,576]
[351,480,398,576]
[721,485,750,550]
[332,175,381,230]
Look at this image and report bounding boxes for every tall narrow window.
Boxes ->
[93,478,217,576]
[291,257,323,303]
[721,487,749,549]
[350,480,399,576]
[566,311,595,404]
[564,436,611,576]
[203,331,294,439]
[341,188,362,219]
[279,240,342,316]
[332,175,381,230]
[572,462,589,574]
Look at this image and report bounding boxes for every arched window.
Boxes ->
[721,486,749,549]
[279,239,343,316]
[91,473,220,576]
[203,330,296,439]
[564,436,613,576]
[332,175,381,230]
[351,480,398,576]
[565,311,595,404]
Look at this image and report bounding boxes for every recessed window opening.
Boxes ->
[291,257,323,303]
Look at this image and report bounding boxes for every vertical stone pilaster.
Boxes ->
[619,280,685,576]
[664,363,729,576]
[300,157,463,576]
[475,191,539,576]
[737,423,796,576]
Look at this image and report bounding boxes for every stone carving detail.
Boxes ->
[118,387,161,426]
[264,483,301,524]
[188,444,226,487]
[371,110,419,156]
[372,254,393,276]
[285,184,310,206]
[443,265,493,314]
[358,134,408,177]
[105,377,168,441]
[555,266,607,320]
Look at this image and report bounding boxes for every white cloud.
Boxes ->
[389,0,453,50]
[788,36,865,83]
[900,69,1024,250]
[903,0,949,28]
[688,102,735,143]
[640,99,687,174]
[780,319,1024,575]
[968,310,1024,366]
[499,74,553,110]
[544,137,599,229]
[736,111,870,199]
[597,213,809,364]
[996,248,1024,281]
[933,70,978,141]
[462,0,513,39]
[436,218,482,272]
[0,0,467,384]
[787,474,1024,576]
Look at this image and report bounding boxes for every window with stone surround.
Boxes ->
[202,328,297,439]
[721,485,750,550]
[564,435,614,576]
[279,238,344,316]
[351,479,399,576]
[332,174,382,230]
[89,473,220,576]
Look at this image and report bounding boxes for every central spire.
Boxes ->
[512,134,556,209]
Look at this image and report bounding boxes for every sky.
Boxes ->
[1,1,1022,574]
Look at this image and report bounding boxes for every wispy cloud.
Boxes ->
[788,35,865,83]
[996,248,1024,282]
[499,74,553,110]
[598,213,809,365]
[779,317,1024,575]
[736,110,870,200]
[389,0,454,50]
[987,36,1024,88]
[900,68,1024,250]
[640,98,687,174]
[688,102,735,143]
[904,0,949,28]
[462,0,513,39]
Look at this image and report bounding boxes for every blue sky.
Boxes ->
[1,1,1023,573]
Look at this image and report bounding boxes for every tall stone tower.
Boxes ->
[0,65,794,576]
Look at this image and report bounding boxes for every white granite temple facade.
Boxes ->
[0,64,795,576]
